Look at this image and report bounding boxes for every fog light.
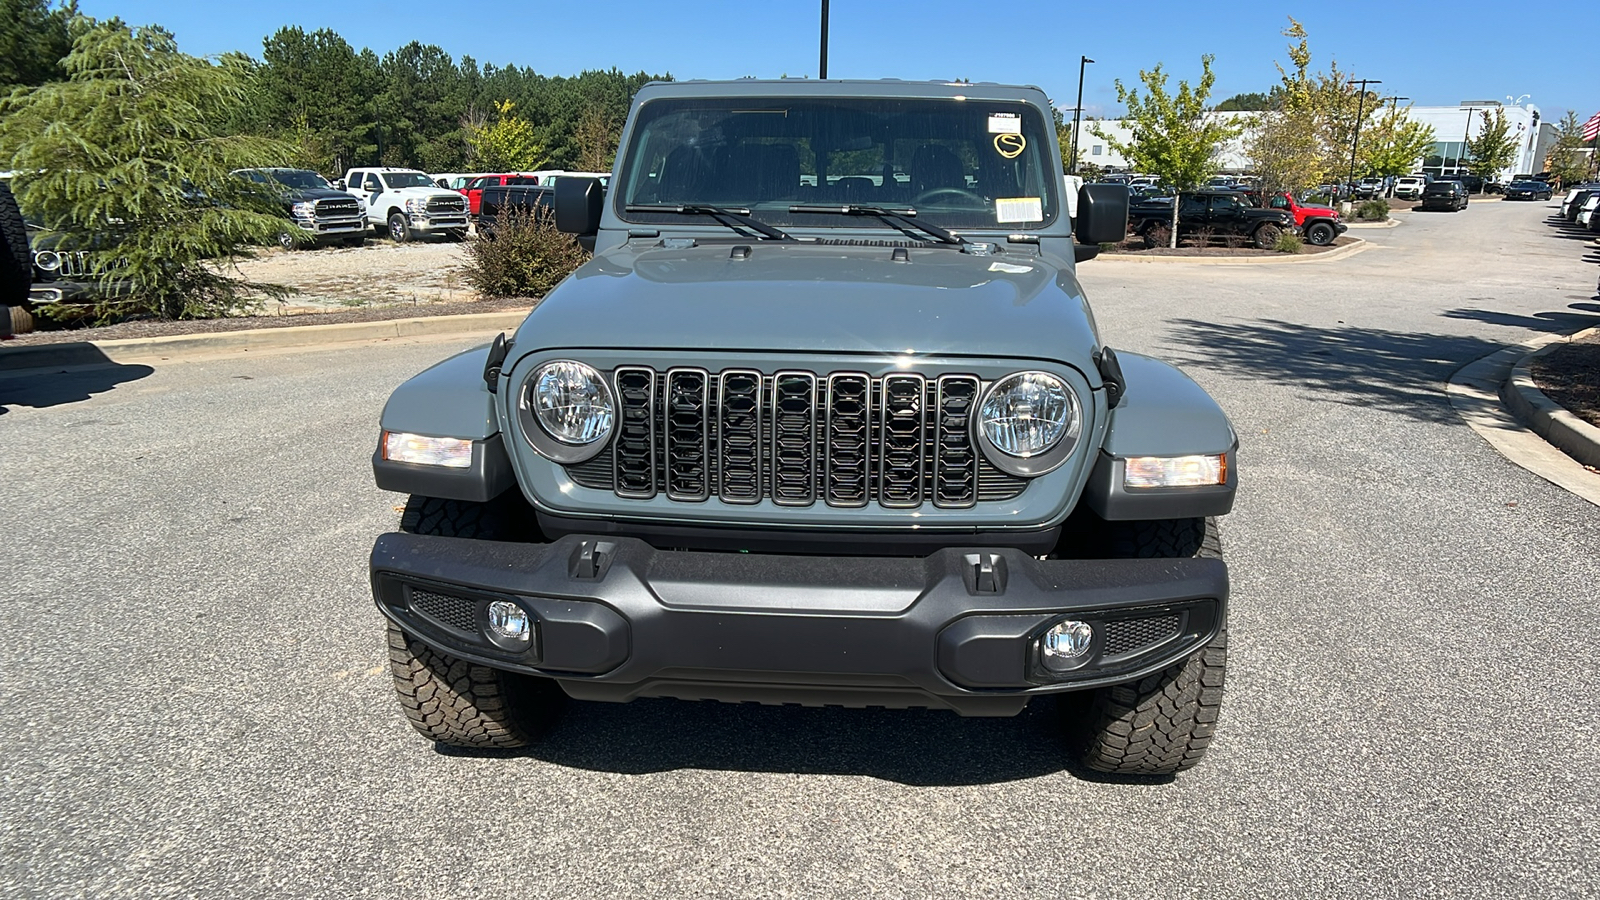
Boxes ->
[487,601,531,642]
[1041,620,1094,671]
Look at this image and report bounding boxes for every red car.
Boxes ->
[461,174,541,216]
[1241,191,1347,246]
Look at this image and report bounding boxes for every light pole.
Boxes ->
[1070,56,1094,174]
[1346,77,1381,192]
[1460,104,1484,177]
[819,0,829,79]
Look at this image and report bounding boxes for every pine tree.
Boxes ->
[0,19,299,320]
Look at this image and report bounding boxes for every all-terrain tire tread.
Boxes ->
[0,182,31,307]
[1076,517,1227,776]
[386,623,534,748]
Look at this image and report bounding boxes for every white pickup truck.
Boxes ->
[340,167,470,242]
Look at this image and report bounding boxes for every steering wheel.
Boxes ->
[913,187,986,207]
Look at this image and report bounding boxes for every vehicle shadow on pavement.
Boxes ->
[1162,312,1597,426]
[437,696,1172,786]
[0,356,154,415]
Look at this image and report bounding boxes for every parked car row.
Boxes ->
[1559,183,1600,233]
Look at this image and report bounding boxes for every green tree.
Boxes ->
[0,0,76,90]
[1466,108,1518,182]
[1215,91,1273,112]
[571,103,619,172]
[1247,19,1378,195]
[0,19,298,320]
[1092,55,1241,247]
[251,27,380,175]
[1361,108,1435,178]
[467,100,545,171]
[1544,111,1589,187]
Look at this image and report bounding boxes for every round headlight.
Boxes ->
[530,361,614,445]
[980,372,1079,457]
[34,250,61,272]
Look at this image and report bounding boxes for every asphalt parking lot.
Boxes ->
[2,199,1597,898]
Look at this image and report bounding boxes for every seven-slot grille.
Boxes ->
[566,367,1029,509]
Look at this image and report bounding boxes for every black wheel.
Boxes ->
[388,212,411,243]
[1252,222,1283,249]
[1142,223,1171,249]
[1304,221,1336,246]
[386,493,560,748]
[0,181,31,309]
[1066,517,1228,777]
[276,231,299,251]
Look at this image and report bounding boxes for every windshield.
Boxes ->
[615,96,1059,230]
[269,169,332,190]
[383,172,438,190]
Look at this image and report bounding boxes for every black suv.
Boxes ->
[1129,190,1297,248]
[1418,180,1469,212]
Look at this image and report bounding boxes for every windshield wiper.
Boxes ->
[787,204,967,246]
[624,204,794,241]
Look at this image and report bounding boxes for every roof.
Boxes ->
[634,78,1048,104]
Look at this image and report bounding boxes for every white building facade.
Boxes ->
[1073,101,1546,182]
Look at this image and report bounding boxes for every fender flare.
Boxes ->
[1082,351,1237,520]
[372,344,517,502]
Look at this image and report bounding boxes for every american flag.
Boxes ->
[1583,111,1600,142]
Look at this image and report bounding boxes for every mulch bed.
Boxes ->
[1104,234,1361,258]
[3,297,537,346]
[1531,329,1600,430]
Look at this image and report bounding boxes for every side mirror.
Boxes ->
[1075,183,1129,246]
[334,180,346,191]
[555,177,604,235]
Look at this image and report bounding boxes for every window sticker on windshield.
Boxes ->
[987,112,1022,135]
[995,197,1043,223]
[993,133,1026,159]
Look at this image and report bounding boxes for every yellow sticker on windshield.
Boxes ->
[994,133,1026,159]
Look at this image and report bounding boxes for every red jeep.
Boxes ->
[1242,191,1347,246]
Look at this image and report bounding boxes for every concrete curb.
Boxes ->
[1447,328,1600,508]
[1098,238,1373,265]
[0,309,531,371]
[1500,329,1600,470]
[1345,217,1402,229]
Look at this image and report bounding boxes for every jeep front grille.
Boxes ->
[564,367,1028,509]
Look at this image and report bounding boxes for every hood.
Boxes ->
[285,186,357,202]
[512,240,1101,369]
[382,186,462,202]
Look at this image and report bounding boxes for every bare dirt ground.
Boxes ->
[6,236,531,345]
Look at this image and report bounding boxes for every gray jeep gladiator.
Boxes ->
[370,79,1237,776]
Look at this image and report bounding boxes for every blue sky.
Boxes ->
[80,0,1595,122]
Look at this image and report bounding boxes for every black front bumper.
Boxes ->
[371,533,1227,717]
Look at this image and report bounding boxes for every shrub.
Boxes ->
[1274,232,1304,254]
[1355,199,1390,221]
[463,208,589,299]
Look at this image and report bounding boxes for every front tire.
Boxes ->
[388,213,412,243]
[1252,223,1283,249]
[1304,221,1336,245]
[1068,517,1228,777]
[386,493,560,749]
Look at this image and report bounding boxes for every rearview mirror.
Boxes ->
[1075,183,1129,246]
[555,177,604,236]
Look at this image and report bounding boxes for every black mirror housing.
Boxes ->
[555,177,604,235]
[1076,183,1130,246]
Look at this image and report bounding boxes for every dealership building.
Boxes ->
[1072,101,1552,181]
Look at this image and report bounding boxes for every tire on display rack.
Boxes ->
[385,493,564,749]
[1065,517,1228,777]
[1252,222,1283,249]
[1304,220,1336,246]
[388,212,412,243]
[0,181,32,311]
